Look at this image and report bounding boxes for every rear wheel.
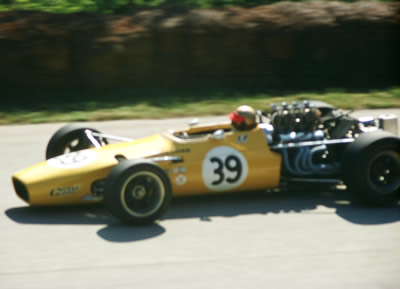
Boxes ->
[46,124,107,159]
[368,150,400,194]
[344,143,400,206]
[104,161,172,225]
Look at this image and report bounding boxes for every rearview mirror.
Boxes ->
[211,129,225,140]
[189,118,199,127]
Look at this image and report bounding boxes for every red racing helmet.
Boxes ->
[229,105,257,131]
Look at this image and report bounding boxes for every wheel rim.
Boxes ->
[369,151,400,194]
[62,132,106,154]
[120,171,165,218]
[62,133,90,154]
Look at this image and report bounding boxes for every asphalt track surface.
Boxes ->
[1,110,399,289]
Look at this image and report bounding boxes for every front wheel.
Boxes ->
[104,161,172,225]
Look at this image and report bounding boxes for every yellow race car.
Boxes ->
[12,101,400,224]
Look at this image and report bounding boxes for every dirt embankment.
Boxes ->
[0,1,399,92]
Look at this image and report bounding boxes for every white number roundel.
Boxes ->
[48,150,97,169]
[202,146,248,192]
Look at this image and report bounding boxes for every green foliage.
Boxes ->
[1,87,399,124]
[0,0,393,13]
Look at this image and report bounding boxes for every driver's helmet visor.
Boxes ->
[229,112,245,124]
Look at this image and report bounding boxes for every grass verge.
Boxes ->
[1,88,399,125]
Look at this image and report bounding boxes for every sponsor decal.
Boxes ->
[166,166,187,174]
[82,195,104,201]
[50,185,80,197]
[237,134,248,144]
[171,166,187,174]
[165,148,191,156]
[202,146,248,192]
[48,150,97,169]
[175,174,187,186]
[175,148,191,154]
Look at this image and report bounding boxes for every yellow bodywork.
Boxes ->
[12,122,282,206]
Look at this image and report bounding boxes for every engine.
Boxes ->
[267,101,353,178]
[268,100,368,145]
[261,100,398,187]
[270,101,321,136]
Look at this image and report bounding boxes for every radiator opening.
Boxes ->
[12,177,29,202]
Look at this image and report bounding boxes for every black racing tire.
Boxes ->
[46,124,107,159]
[342,131,400,206]
[104,160,172,225]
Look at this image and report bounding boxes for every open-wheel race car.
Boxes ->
[12,101,400,224]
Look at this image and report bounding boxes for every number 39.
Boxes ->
[210,155,242,185]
